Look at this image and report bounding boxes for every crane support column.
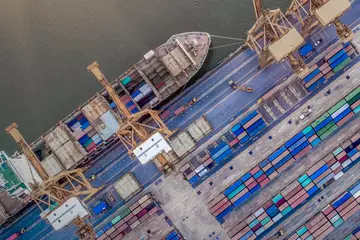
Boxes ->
[87,61,132,119]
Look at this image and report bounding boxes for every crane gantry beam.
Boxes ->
[287,0,353,42]
[248,0,308,77]
[87,62,174,173]
[6,123,100,239]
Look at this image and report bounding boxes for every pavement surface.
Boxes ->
[0,1,359,239]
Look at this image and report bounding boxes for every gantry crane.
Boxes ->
[287,0,353,42]
[247,0,309,77]
[87,62,174,174]
[6,123,100,239]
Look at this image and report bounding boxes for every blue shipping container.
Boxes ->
[231,124,242,133]
[248,122,266,137]
[328,49,346,64]
[303,68,321,84]
[214,148,233,163]
[309,164,328,180]
[269,146,287,162]
[224,179,243,196]
[246,118,265,133]
[299,43,314,57]
[233,191,252,207]
[330,53,349,69]
[314,116,333,132]
[334,108,352,123]
[332,192,352,208]
[285,132,305,148]
[233,127,245,137]
[240,111,258,125]
[308,77,326,91]
[291,141,309,156]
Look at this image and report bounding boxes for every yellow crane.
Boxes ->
[287,0,353,42]
[6,123,100,239]
[247,0,308,77]
[87,62,174,174]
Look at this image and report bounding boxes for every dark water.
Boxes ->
[0,0,289,153]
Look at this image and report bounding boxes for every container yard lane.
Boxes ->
[1,1,360,240]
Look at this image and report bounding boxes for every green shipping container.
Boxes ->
[354,106,360,113]
[333,147,343,156]
[228,184,246,199]
[345,87,360,102]
[317,121,335,136]
[111,216,121,225]
[119,207,131,219]
[333,57,351,73]
[320,124,338,140]
[121,76,132,86]
[302,126,313,135]
[311,113,330,128]
[83,138,93,148]
[347,92,360,106]
[297,226,308,236]
[328,99,347,115]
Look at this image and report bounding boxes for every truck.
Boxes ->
[92,199,111,215]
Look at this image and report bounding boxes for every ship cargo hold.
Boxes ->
[28,32,211,172]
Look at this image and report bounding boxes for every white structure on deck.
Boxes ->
[46,197,89,230]
[133,132,172,165]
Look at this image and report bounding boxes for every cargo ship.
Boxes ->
[29,32,211,177]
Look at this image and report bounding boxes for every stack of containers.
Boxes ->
[301,65,325,91]
[163,229,184,240]
[95,194,159,240]
[207,193,234,223]
[67,113,98,153]
[345,42,357,57]
[288,180,360,240]
[131,83,153,104]
[224,131,240,149]
[227,132,360,240]
[117,95,140,115]
[346,87,360,114]
[321,43,354,78]
[209,141,232,164]
[344,226,360,240]
[209,116,359,225]
[240,111,267,137]
[230,124,250,145]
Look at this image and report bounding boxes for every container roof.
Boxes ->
[315,0,351,26]
[268,29,304,62]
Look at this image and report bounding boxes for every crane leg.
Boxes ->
[333,19,353,43]
[288,53,309,78]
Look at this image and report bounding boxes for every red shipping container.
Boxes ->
[322,205,334,215]
[288,189,307,205]
[174,106,186,116]
[351,99,360,109]
[128,104,137,111]
[229,138,239,147]
[228,221,247,238]
[155,81,165,89]
[213,201,232,216]
[250,166,261,175]
[284,185,303,201]
[247,180,258,190]
[256,174,267,183]
[324,45,343,61]
[210,198,228,213]
[231,189,249,203]
[160,110,171,120]
[295,146,312,160]
[208,194,226,208]
[245,177,255,186]
[136,208,148,218]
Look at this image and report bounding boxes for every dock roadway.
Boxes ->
[0,1,359,239]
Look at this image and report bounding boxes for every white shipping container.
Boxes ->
[94,111,120,140]
[82,104,100,123]
[91,96,109,116]
[170,131,196,157]
[71,122,81,131]
[62,141,84,163]
[41,154,64,177]
[44,126,70,151]
[139,84,149,92]
[134,93,145,102]
[55,144,76,170]
[150,97,159,106]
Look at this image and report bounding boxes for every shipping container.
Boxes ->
[302,68,321,84]
[93,111,120,141]
[328,49,347,64]
[324,45,344,61]
[333,57,351,73]
[43,125,71,152]
[41,153,64,177]
[330,53,348,69]
[81,95,109,123]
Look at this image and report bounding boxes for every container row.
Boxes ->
[180,111,267,186]
[301,42,356,91]
[288,179,360,240]
[227,132,360,240]
[96,194,159,240]
[208,87,359,224]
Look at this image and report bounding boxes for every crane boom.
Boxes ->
[6,123,48,181]
[87,61,132,119]
[253,0,264,19]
